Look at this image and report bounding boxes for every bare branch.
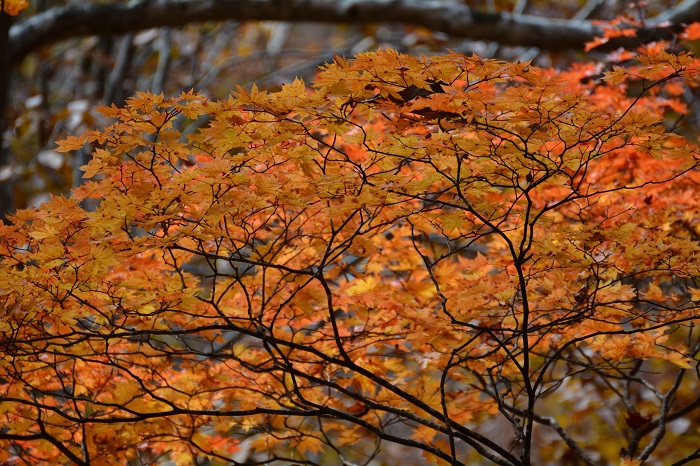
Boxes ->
[8,0,699,65]
[670,448,700,466]
[656,0,700,24]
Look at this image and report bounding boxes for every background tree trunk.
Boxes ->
[0,6,14,221]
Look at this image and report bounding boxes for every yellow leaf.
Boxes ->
[643,282,665,301]
[689,287,700,302]
[663,352,693,369]
[29,227,58,240]
[383,357,407,373]
[620,459,642,466]
[55,135,89,152]
[345,277,377,296]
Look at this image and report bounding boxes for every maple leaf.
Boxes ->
[55,135,88,152]
[620,459,643,466]
[1,0,27,15]
[681,22,700,40]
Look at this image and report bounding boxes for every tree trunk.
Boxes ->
[0,5,15,221]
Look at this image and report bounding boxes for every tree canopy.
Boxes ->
[2,25,700,464]
[2,1,700,465]
[4,0,700,217]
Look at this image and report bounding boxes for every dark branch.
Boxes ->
[8,0,700,65]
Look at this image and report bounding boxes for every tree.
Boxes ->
[4,0,700,219]
[2,26,700,464]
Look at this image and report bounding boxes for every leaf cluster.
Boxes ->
[1,45,700,465]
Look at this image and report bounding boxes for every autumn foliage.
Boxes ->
[1,0,28,16]
[1,41,700,465]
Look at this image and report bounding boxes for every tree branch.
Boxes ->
[8,0,700,66]
[656,0,700,24]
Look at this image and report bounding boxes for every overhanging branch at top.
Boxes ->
[8,0,700,65]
